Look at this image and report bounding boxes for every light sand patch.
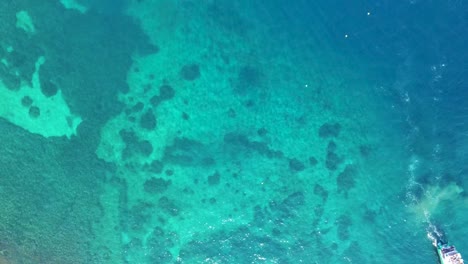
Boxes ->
[0,56,81,138]
[15,11,35,34]
[59,0,88,13]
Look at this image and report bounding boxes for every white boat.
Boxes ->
[434,240,464,264]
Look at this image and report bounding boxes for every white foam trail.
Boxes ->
[404,155,424,205]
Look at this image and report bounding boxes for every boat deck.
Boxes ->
[439,244,464,264]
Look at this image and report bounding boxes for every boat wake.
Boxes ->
[426,219,446,245]
[395,58,468,237]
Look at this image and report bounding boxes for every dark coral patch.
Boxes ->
[149,95,159,106]
[126,201,155,231]
[314,205,324,219]
[327,141,337,152]
[208,171,221,185]
[337,165,357,196]
[150,84,175,106]
[4,47,39,86]
[325,141,342,170]
[279,192,305,216]
[163,137,213,167]
[223,132,283,159]
[313,184,328,202]
[234,65,262,94]
[130,102,144,113]
[120,129,153,159]
[253,205,267,227]
[343,241,363,262]
[146,226,174,263]
[140,110,157,130]
[21,96,33,107]
[270,192,306,220]
[363,207,377,222]
[309,156,318,166]
[159,84,175,100]
[336,214,352,240]
[144,177,171,194]
[319,123,341,138]
[326,151,342,171]
[40,79,58,97]
[180,64,200,81]
[137,140,153,156]
[29,106,40,118]
[283,192,305,208]
[239,66,261,86]
[289,158,305,172]
[331,243,338,250]
[257,127,268,137]
[0,64,21,90]
[120,129,137,143]
[148,160,164,174]
[158,196,179,216]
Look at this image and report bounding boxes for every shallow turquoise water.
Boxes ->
[0,0,467,263]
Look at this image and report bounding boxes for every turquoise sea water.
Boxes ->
[0,0,467,263]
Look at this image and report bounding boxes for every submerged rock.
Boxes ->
[319,122,341,138]
[180,63,200,81]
